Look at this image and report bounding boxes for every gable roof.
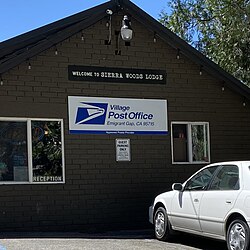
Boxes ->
[0,0,249,100]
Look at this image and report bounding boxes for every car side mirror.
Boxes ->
[172,183,184,192]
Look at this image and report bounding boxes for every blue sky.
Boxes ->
[0,0,169,42]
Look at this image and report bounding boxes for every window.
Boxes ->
[0,121,28,182]
[171,122,210,164]
[209,165,239,190]
[185,166,217,191]
[0,118,64,184]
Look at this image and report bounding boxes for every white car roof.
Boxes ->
[208,161,250,167]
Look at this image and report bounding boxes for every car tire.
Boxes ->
[226,219,250,250]
[154,207,174,241]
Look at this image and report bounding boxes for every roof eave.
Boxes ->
[0,1,116,73]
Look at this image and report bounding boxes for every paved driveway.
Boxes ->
[0,230,227,250]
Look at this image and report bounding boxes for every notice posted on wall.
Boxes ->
[116,139,131,161]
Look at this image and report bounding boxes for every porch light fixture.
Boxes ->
[120,15,133,41]
[106,9,113,44]
[0,75,3,86]
[243,98,246,107]
[81,30,85,41]
[176,49,180,59]
[153,32,157,43]
[199,65,203,75]
[222,83,225,91]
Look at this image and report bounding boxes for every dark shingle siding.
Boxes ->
[0,5,249,232]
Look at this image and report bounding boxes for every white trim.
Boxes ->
[0,117,65,185]
[61,120,66,184]
[27,120,33,183]
[0,117,28,121]
[171,121,211,165]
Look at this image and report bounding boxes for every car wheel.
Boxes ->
[154,207,173,241]
[227,219,250,250]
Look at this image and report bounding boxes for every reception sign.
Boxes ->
[68,96,168,135]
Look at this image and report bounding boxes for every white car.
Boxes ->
[149,161,250,250]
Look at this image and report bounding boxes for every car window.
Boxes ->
[209,165,239,190]
[185,166,218,191]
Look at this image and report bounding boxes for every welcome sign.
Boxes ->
[68,96,168,135]
[68,66,167,84]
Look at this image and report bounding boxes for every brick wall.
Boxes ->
[0,12,249,232]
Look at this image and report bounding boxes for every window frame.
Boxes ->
[0,117,65,185]
[171,121,211,164]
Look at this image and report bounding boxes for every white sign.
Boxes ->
[116,139,131,161]
[68,96,168,135]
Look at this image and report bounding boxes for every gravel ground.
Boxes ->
[0,230,227,250]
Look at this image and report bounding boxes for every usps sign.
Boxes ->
[68,96,168,135]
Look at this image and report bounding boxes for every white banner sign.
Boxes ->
[68,96,168,135]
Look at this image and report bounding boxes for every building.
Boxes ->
[0,0,249,232]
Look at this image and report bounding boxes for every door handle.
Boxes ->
[194,198,199,203]
[226,200,232,204]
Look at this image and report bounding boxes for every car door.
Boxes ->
[199,164,240,236]
[170,166,218,233]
